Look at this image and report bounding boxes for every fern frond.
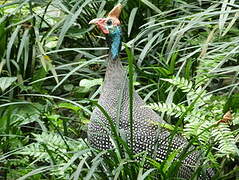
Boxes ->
[19,132,87,162]
[233,112,239,126]
[196,56,224,86]
[162,77,211,106]
[149,79,237,158]
[212,124,239,157]
[19,143,50,161]
[148,102,186,117]
[184,119,212,143]
[161,77,193,93]
[18,132,89,178]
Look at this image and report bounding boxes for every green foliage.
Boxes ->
[0,0,238,179]
[0,77,17,92]
[149,102,186,118]
[150,77,239,158]
[18,132,88,178]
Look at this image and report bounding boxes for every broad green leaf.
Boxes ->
[64,84,74,91]
[79,78,103,90]
[58,102,81,112]
[0,77,17,92]
[45,40,58,49]
[32,67,47,92]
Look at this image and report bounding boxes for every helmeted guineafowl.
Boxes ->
[88,4,213,179]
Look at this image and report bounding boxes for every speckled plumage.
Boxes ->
[87,59,209,179]
[88,5,213,179]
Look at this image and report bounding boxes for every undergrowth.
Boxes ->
[0,0,238,179]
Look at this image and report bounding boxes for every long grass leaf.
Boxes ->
[51,57,105,92]
[56,0,92,49]
[199,26,218,58]
[62,149,91,172]
[138,32,161,66]
[137,168,155,180]
[17,166,55,180]
[125,45,134,151]
[73,156,88,180]
[6,25,21,75]
[6,15,34,29]
[16,29,29,63]
[222,11,239,36]
[84,159,100,180]
[141,0,161,14]
[128,8,138,37]
[21,94,91,114]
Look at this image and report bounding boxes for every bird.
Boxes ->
[87,4,213,179]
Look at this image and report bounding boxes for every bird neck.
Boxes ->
[103,57,126,94]
[103,27,125,90]
[106,26,122,61]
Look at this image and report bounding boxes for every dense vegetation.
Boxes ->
[0,0,238,179]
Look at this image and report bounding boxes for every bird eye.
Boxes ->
[106,19,113,26]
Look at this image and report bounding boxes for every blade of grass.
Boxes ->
[6,25,21,75]
[17,166,55,180]
[138,32,161,66]
[16,29,29,63]
[222,11,239,36]
[141,0,161,14]
[56,0,92,49]
[21,93,91,114]
[73,156,88,180]
[128,8,138,37]
[125,44,134,152]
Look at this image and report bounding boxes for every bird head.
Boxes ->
[89,4,122,35]
[89,4,122,60]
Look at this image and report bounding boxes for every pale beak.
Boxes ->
[89,18,101,25]
[89,18,110,34]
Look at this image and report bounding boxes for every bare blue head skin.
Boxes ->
[106,25,122,60]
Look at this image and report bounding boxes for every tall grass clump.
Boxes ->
[0,0,238,179]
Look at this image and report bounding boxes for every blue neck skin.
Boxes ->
[107,26,122,60]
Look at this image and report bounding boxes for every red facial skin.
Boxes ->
[95,18,110,34]
[90,17,121,34]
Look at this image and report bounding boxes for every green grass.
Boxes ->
[0,0,238,179]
